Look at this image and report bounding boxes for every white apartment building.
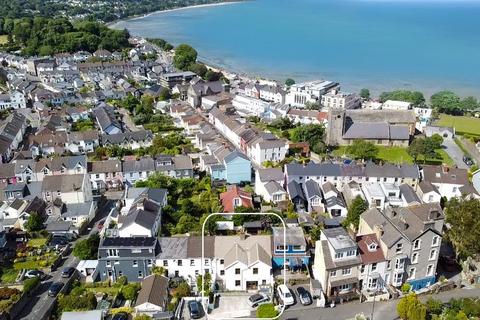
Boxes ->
[232,94,271,117]
[321,90,360,110]
[286,80,339,107]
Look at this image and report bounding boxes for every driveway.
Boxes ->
[280,287,480,320]
[209,294,253,319]
[443,139,468,169]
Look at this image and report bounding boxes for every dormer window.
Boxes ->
[435,173,441,178]
[368,243,377,252]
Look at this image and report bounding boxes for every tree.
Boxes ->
[285,78,295,86]
[158,87,171,101]
[309,225,323,242]
[444,197,480,259]
[151,265,166,276]
[173,44,197,70]
[58,292,97,313]
[73,234,100,260]
[189,62,207,77]
[379,90,425,107]
[121,283,140,300]
[25,212,44,232]
[196,272,212,295]
[430,91,461,115]
[397,293,427,320]
[429,134,444,149]
[425,298,443,316]
[346,140,378,160]
[172,281,191,299]
[460,96,479,111]
[343,196,368,229]
[360,88,370,100]
[256,303,278,318]
[290,124,326,153]
[407,137,438,163]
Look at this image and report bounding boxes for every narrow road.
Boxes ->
[458,137,480,166]
[443,139,468,169]
[16,201,115,320]
[281,287,480,320]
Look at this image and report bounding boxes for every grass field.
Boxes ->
[27,238,48,248]
[0,35,8,45]
[435,114,480,136]
[332,145,454,166]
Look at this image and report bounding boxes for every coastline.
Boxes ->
[107,1,243,27]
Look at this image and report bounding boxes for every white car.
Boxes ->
[277,284,294,306]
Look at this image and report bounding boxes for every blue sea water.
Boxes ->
[112,0,480,96]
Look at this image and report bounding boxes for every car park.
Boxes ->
[24,269,45,280]
[48,282,63,297]
[61,267,75,278]
[247,293,270,307]
[277,284,295,306]
[296,287,312,305]
[188,300,202,319]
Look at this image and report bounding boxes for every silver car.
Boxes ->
[248,293,270,307]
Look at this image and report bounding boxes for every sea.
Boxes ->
[111,0,480,96]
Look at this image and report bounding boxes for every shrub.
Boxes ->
[121,283,140,301]
[256,303,277,318]
[425,298,443,315]
[116,276,128,286]
[23,277,40,293]
[0,287,21,300]
[401,283,412,293]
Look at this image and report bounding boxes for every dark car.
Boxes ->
[112,312,128,320]
[296,287,312,305]
[48,282,63,297]
[188,300,202,319]
[61,267,75,278]
[49,236,69,247]
[24,269,45,280]
[463,156,474,166]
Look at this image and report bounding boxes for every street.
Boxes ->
[280,288,480,320]
[16,200,115,320]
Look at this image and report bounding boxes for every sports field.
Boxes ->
[435,114,480,136]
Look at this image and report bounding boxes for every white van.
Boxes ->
[277,284,294,306]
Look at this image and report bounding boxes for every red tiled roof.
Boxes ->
[356,234,386,265]
[220,185,253,213]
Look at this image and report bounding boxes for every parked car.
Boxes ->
[277,284,295,306]
[248,293,270,307]
[112,312,128,320]
[61,267,75,278]
[296,287,312,305]
[463,156,475,166]
[24,270,45,280]
[49,236,69,247]
[48,282,63,297]
[188,300,202,319]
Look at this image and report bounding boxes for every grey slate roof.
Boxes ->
[92,105,121,132]
[157,237,188,259]
[122,157,155,173]
[224,150,249,164]
[120,209,157,230]
[62,201,93,218]
[287,181,305,201]
[264,181,285,194]
[41,174,84,192]
[257,168,284,182]
[101,130,153,144]
[304,180,321,199]
[399,184,421,204]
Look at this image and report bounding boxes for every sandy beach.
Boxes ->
[108,1,242,27]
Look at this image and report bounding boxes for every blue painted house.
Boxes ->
[272,226,310,269]
[210,163,226,181]
[224,151,251,184]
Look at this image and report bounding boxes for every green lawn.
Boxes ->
[27,238,48,248]
[435,114,480,136]
[0,266,18,284]
[13,252,58,270]
[332,145,454,166]
[0,35,8,45]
